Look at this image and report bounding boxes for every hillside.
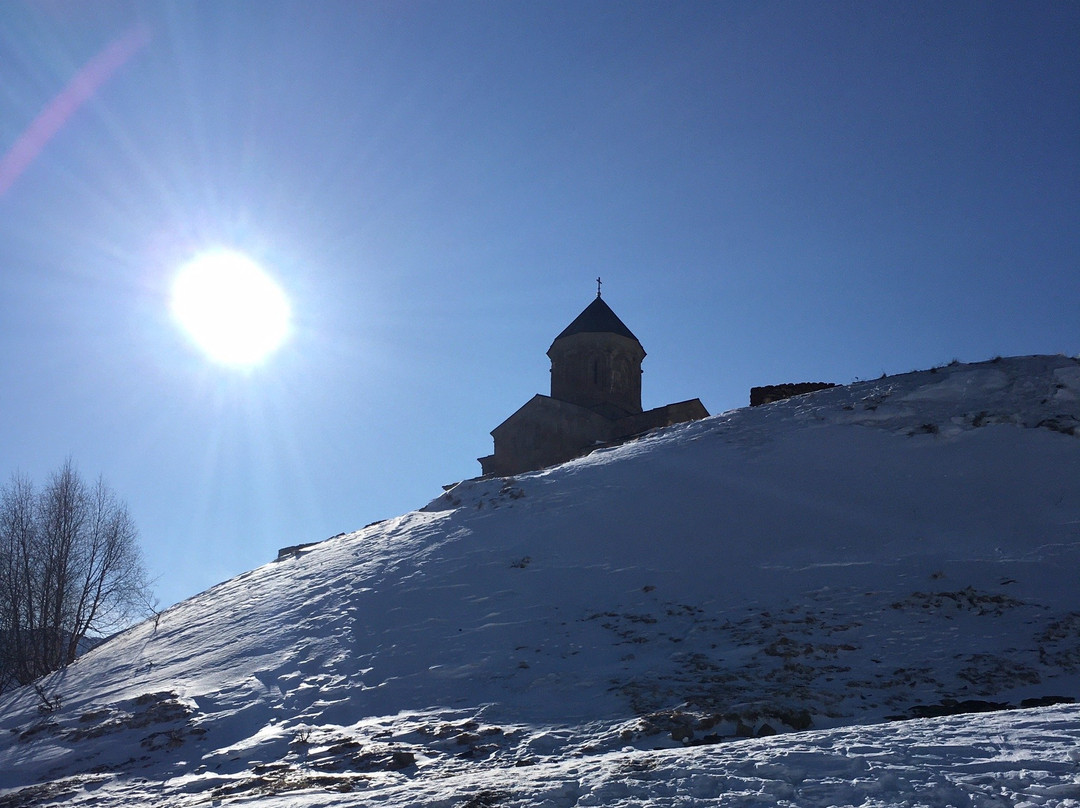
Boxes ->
[2,354,1079,807]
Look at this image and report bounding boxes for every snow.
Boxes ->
[1,354,1079,807]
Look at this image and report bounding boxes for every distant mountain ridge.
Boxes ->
[1,354,1079,807]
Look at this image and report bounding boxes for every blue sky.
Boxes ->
[1,1,1077,609]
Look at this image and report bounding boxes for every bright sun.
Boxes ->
[170,249,292,367]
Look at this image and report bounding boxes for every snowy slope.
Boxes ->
[2,355,1079,807]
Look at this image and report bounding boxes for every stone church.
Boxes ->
[479,291,709,477]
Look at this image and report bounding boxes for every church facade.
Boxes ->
[479,293,709,477]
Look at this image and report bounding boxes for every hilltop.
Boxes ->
[2,354,1079,807]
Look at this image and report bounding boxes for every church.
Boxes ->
[479,289,709,477]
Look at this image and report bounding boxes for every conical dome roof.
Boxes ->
[551,296,640,345]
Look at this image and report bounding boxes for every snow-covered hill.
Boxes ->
[2,355,1080,807]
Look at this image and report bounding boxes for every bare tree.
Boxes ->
[0,474,37,690]
[0,460,149,691]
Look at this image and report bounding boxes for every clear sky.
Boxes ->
[1,1,1077,610]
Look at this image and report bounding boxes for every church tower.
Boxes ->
[547,290,645,419]
[478,284,707,478]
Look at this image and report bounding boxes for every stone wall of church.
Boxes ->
[480,396,615,477]
[612,399,710,441]
[548,331,645,418]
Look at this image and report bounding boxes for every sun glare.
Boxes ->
[170,250,292,367]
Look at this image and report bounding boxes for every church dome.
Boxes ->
[550,295,641,346]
